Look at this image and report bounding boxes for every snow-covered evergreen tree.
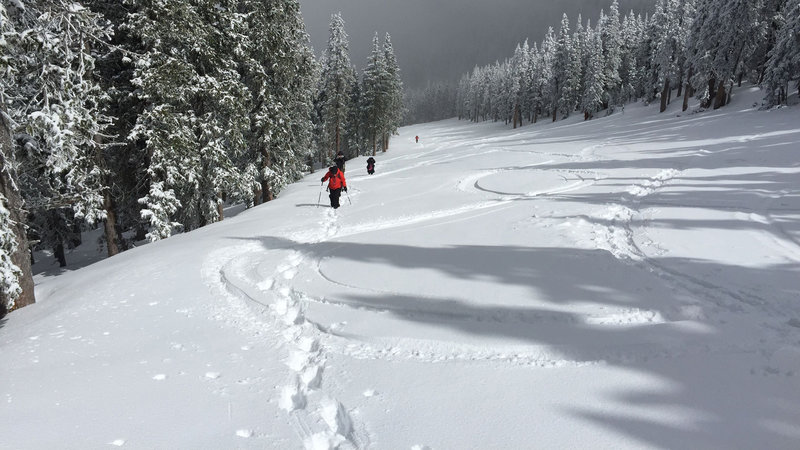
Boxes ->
[319,12,355,159]
[762,0,800,106]
[2,0,113,263]
[551,14,573,120]
[362,33,388,154]
[0,2,35,313]
[651,0,682,111]
[582,27,607,120]
[686,0,762,109]
[127,0,252,239]
[599,0,623,110]
[381,33,404,150]
[539,27,557,121]
[241,0,317,203]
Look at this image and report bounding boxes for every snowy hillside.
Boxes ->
[3,87,800,449]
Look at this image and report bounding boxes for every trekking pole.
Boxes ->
[317,182,323,207]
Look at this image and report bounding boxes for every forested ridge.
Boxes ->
[405,0,799,125]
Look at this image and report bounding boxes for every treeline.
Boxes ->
[0,2,402,316]
[422,0,798,126]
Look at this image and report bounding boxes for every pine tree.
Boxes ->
[242,0,317,203]
[319,12,355,160]
[582,27,606,120]
[599,0,623,110]
[3,0,114,264]
[128,0,252,240]
[539,27,557,122]
[86,0,150,255]
[362,33,388,154]
[551,14,573,121]
[762,0,800,105]
[686,0,762,109]
[651,0,682,112]
[381,33,404,150]
[0,2,35,314]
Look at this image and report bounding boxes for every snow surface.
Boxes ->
[3,86,800,449]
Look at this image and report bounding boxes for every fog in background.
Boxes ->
[299,0,656,90]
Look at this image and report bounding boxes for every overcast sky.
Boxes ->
[298,0,656,90]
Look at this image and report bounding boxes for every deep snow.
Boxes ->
[2,86,800,449]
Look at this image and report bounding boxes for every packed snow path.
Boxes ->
[3,87,800,449]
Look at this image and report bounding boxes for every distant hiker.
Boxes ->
[366,156,376,175]
[415,135,419,143]
[321,166,347,209]
[334,151,346,172]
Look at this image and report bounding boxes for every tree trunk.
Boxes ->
[55,242,66,267]
[334,122,340,159]
[261,180,273,203]
[703,78,716,109]
[260,146,272,204]
[0,110,36,314]
[103,189,120,257]
[660,78,671,113]
[253,187,262,206]
[713,81,727,109]
[682,67,694,112]
[217,192,224,221]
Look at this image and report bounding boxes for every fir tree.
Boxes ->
[686,0,762,109]
[127,0,252,239]
[319,12,355,160]
[582,27,606,120]
[599,0,623,109]
[762,0,800,105]
[362,33,388,154]
[0,2,35,314]
[2,0,113,264]
[381,33,404,150]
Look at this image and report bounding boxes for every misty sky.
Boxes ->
[298,0,656,90]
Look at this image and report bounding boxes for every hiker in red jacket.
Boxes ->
[321,166,347,209]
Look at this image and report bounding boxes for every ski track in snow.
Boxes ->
[581,166,800,335]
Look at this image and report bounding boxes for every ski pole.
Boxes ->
[317,182,323,207]
[345,187,352,205]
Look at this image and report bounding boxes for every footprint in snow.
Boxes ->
[279,380,306,412]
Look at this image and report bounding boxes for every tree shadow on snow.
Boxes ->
[225,234,800,448]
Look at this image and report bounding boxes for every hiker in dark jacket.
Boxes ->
[321,166,347,209]
[334,151,346,172]
[366,156,376,175]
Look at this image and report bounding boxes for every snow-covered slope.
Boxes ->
[3,87,800,449]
